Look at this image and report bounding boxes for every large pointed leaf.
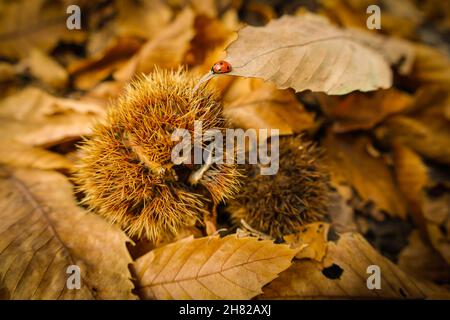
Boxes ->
[0,167,136,299]
[133,235,297,299]
[224,14,392,94]
[259,232,450,299]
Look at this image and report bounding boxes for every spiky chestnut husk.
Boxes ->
[226,136,330,239]
[73,69,241,240]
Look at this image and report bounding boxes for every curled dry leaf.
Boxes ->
[0,62,17,82]
[376,114,450,166]
[317,89,413,133]
[0,87,106,121]
[322,132,407,219]
[393,144,450,265]
[0,167,136,299]
[0,113,98,148]
[412,44,450,87]
[132,235,297,300]
[398,230,450,284]
[21,48,68,89]
[114,8,195,81]
[115,0,172,40]
[0,142,72,171]
[284,222,330,262]
[346,28,415,75]
[223,81,315,134]
[326,184,358,234]
[393,143,429,208]
[423,195,450,265]
[0,0,84,59]
[0,88,105,148]
[320,0,422,39]
[224,14,392,94]
[259,232,450,299]
[68,37,142,90]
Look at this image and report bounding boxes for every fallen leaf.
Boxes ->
[259,232,450,299]
[327,184,358,234]
[115,0,172,39]
[190,0,218,18]
[0,62,17,82]
[0,167,136,299]
[0,113,98,148]
[376,114,450,165]
[0,0,84,59]
[21,48,68,89]
[223,81,315,134]
[318,89,413,132]
[398,230,450,284]
[412,44,450,87]
[322,132,408,219]
[224,14,392,94]
[321,0,422,39]
[393,143,429,208]
[423,194,450,265]
[0,142,72,170]
[188,14,235,66]
[393,143,450,265]
[0,87,106,121]
[284,222,330,261]
[346,28,415,75]
[133,235,297,299]
[68,37,142,90]
[0,88,105,148]
[114,8,195,81]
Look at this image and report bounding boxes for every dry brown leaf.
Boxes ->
[0,87,106,121]
[115,0,172,39]
[318,89,413,132]
[0,0,84,59]
[376,114,450,165]
[0,167,136,299]
[223,81,315,134]
[69,37,142,90]
[327,184,358,234]
[393,143,429,207]
[0,113,98,148]
[393,144,450,265]
[423,194,450,265]
[21,48,68,89]
[0,62,17,83]
[284,222,330,262]
[412,44,450,87]
[221,77,255,103]
[133,235,297,300]
[323,132,407,219]
[189,12,239,94]
[398,230,450,284]
[114,8,195,81]
[259,232,450,299]
[0,88,105,148]
[190,0,218,18]
[0,142,72,170]
[346,28,415,75]
[188,14,235,66]
[392,143,429,235]
[224,14,391,94]
[321,0,422,39]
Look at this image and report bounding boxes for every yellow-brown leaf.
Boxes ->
[133,235,297,300]
[0,167,136,299]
